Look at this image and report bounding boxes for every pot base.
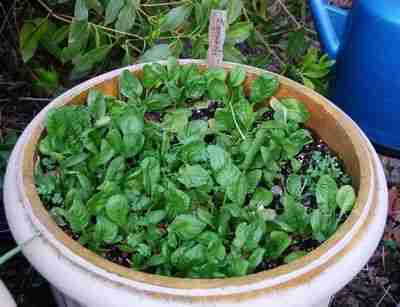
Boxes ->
[50,286,331,307]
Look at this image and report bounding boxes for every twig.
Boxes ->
[141,0,190,7]
[18,97,52,102]
[381,285,399,306]
[376,286,388,307]
[36,0,71,23]
[35,0,145,41]
[305,27,318,35]
[242,7,285,69]
[0,0,17,35]
[90,23,145,40]
[254,30,285,68]
[276,0,302,29]
[376,285,399,306]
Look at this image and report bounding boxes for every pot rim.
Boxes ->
[18,60,376,295]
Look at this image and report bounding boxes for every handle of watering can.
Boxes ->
[309,0,350,60]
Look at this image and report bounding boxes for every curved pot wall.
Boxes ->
[4,60,388,307]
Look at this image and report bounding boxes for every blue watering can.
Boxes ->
[310,0,400,153]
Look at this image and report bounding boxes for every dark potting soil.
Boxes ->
[189,101,222,121]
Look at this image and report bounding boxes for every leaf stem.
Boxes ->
[254,30,286,69]
[90,23,145,40]
[141,0,190,7]
[276,0,302,30]
[228,98,246,141]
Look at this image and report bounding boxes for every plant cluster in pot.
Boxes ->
[4,58,387,307]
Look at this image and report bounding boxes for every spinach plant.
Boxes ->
[35,58,355,278]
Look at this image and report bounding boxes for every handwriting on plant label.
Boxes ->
[207,10,226,67]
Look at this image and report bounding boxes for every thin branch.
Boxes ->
[305,27,317,35]
[382,245,386,272]
[18,97,52,102]
[35,0,145,41]
[276,0,302,29]
[376,285,399,307]
[243,8,285,69]
[0,0,17,35]
[141,0,190,7]
[90,23,145,40]
[379,284,399,306]
[254,30,285,68]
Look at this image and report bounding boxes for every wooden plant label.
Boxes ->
[207,10,227,68]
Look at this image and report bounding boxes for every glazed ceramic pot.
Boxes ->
[0,280,16,307]
[4,60,388,307]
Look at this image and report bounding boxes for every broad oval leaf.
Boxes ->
[105,0,124,25]
[178,164,211,188]
[286,174,303,198]
[115,3,137,32]
[87,90,106,120]
[67,198,90,232]
[268,231,292,259]
[20,19,49,63]
[72,45,112,75]
[316,175,338,205]
[280,98,311,123]
[105,194,129,226]
[207,145,230,172]
[168,214,206,240]
[119,70,143,98]
[208,79,228,101]
[228,66,246,87]
[94,216,118,244]
[159,5,192,33]
[250,187,273,208]
[226,22,253,44]
[250,73,279,104]
[139,44,172,63]
[336,185,356,214]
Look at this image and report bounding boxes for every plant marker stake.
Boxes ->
[207,10,227,68]
[0,232,40,266]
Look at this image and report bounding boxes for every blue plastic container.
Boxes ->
[310,0,400,152]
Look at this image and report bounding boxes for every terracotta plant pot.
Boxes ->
[4,60,388,307]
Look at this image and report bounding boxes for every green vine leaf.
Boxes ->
[19,18,49,63]
[159,5,192,33]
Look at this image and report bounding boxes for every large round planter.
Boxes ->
[4,60,388,307]
[0,280,16,307]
